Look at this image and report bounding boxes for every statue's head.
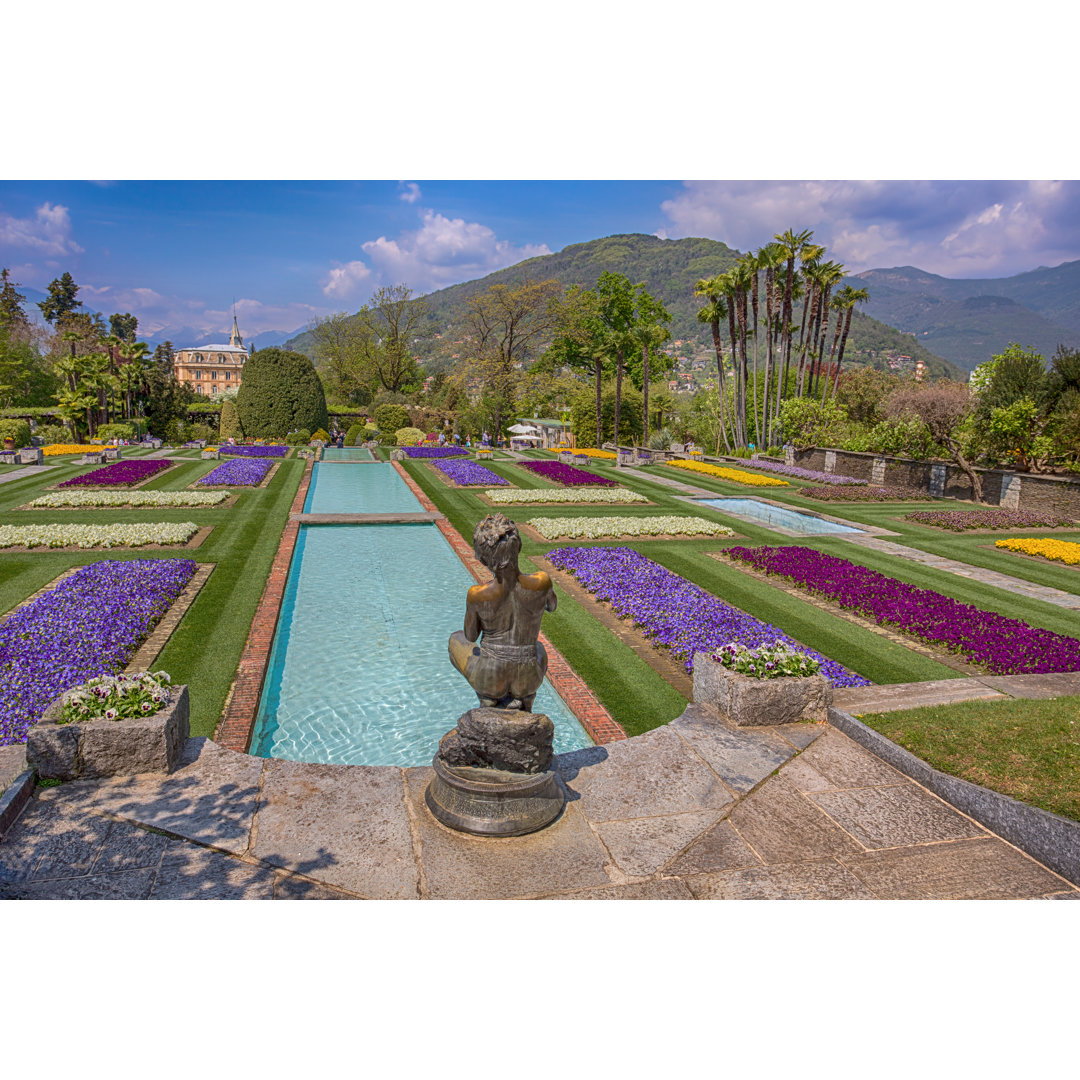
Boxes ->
[473,513,521,575]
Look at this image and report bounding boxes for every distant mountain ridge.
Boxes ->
[854,261,1080,369]
[286,233,963,379]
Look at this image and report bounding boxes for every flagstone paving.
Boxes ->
[2,712,1074,899]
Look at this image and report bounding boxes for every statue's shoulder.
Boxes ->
[467,581,497,603]
[518,569,552,592]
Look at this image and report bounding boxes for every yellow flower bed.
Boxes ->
[42,444,118,456]
[667,458,790,488]
[995,538,1080,566]
[569,448,617,459]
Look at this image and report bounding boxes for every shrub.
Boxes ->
[186,423,217,442]
[285,429,312,445]
[235,347,328,439]
[0,419,32,448]
[96,423,136,442]
[373,403,411,433]
[219,399,242,441]
[34,424,69,446]
[310,428,330,443]
[344,424,365,446]
[378,430,399,446]
[395,426,425,446]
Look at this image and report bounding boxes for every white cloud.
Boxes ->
[0,202,83,257]
[658,180,1080,277]
[321,208,551,299]
[398,181,422,204]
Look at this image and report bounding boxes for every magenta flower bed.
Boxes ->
[59,459,173,488]
[545,546,868,687]
[197,458,273,486]
[905,508,1078,531]
[800,484,926,502]
[433,458,508,486]
[0,559,196,745]
[219,445,289,458]
[520,460,617,487]
[723,545,1080,675]
[402,446,469,458]
[746,459,867,485]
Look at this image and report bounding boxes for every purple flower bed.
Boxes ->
[521,460,617,487]
[433,458,508,486]
[402,446,469,458]
[0,559,196,746]
[746,459,867,485]
[197,458,273,486]
[723,545,1080,675]
[58,459,173,488]
[219,445,290,457]
[545,546,869,687]
[799,484,926,502]
[904,508,1078,531]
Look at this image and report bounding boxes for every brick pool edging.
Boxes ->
[215,457,314,752]
[393,461,626,745]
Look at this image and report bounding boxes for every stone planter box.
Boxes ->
[27,684,190,781]
[559,451,574,463]
[616,449,633,466]
[0,451,16,465]
[201,449,220,459]
[691,651,831,726]
[635,451,653,465]
[18,447,43,465]
[389,449,406,461]
[80,453,105,465]
[103,448,122,460]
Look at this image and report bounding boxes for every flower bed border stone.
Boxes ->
[27,684,190,781]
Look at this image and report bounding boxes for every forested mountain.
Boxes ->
[286,233,962,378]
[855,262,1080,369]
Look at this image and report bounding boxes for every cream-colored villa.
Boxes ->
[174,316,248,396]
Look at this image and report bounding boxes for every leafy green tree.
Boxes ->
[975,343,1047,419]
[778,395,849,450]
[308,311,376,405]
[628,285,672,445]
[38,272,83,325]
[0,269,30,331]
[108,312,138,342]
[236,347,328,438]
[548,285,608,447]
[568,380,642,445]
[356,284,427,394]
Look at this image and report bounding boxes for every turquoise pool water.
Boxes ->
[251,523,592,766]
[322,447,374,461]
[697,497,865,535]
[303,461,421,514]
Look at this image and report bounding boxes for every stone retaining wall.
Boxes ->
[792,447,1080,514]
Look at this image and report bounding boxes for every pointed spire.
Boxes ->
[230,311,243,349]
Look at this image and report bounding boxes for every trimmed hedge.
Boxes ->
[344,423,364,446]
[395,426,425,446]
[219,400,242,440]
[235,347,328,439]
[373,403,410,433]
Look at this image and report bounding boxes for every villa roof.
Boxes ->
[181,344,247,353]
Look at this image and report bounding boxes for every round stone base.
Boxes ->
[424,754,565,837]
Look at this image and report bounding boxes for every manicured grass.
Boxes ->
[0,455,304,740]
[859,694,1080,822]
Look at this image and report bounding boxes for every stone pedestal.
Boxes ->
[27,685,190,781]
[425,707,565,836]
[692,652,831,726]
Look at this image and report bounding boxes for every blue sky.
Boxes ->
[6,180,1080,345]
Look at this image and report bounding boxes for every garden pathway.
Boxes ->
[843,534,1080,610]
[0,467,47,486]
[2,714,1075,900]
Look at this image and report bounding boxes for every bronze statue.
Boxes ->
[448,513,556,711]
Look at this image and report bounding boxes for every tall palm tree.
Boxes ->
[773,228,821,421]
[806,260,845,397]
[730,258,756,446]
[828,285,870,397]
[695,277,733,454]
[633,287,672,445]
[755,242,784,446]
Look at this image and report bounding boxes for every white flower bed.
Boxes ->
[484,486,647,505]
[0,522,199,548]
[29,490,228,508]
[528,515,736,540]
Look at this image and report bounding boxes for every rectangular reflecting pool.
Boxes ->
[303,461,422,514]
[322,447,375,461]
[251,523,593,766]
[697,497,865,535]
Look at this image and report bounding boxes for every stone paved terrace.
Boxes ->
[2,708,1076,899]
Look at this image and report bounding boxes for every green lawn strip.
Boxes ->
[141,457,304,737]
[858,694,1080,822]
[645,542,957,685]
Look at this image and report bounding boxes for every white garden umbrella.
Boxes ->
[508,423,539,434]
